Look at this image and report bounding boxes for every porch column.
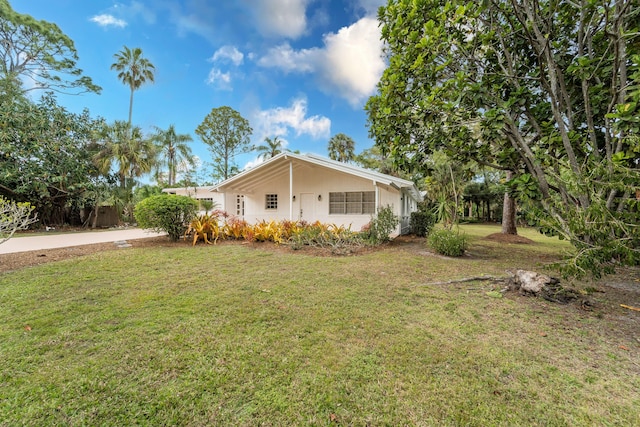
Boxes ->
[374,181,380,212]
[289,160,293,221]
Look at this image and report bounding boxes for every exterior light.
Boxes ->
[318,194,322,201]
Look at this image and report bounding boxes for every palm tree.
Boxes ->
[93,120,156,189]
[151,124,194,186]
[327,133,355,163]
[111,46,156,125]
[254,136,284,160]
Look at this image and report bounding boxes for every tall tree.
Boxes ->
[0,91,103,225]
[93,120,156,190]
[327,133,356,162]
[355,146,403,176]
[111,46,155,125]
[0,0,100,94]
[367,0,640,277]
[195,106,253,181]
[151,124,194,186]
[423,150,474,227]
[255,136,284,160]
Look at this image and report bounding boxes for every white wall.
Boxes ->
[163,187,225,215]
[223,164,408,232]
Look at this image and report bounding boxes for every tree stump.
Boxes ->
[508,270,578,304]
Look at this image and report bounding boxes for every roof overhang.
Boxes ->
[212,152,423,201]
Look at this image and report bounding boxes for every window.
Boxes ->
[197,197,215,210]
[329,191,375,214]
[265,194,278,210]
[236,195,244,216]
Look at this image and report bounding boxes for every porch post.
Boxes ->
[374,181,380,212]
[289,160,293,221]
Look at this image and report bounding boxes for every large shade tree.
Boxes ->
[151,124,194,186]
[111,46,155,125]
[0,0,100,94]
[0,88,103,225]
[195,106,253,181]
[367,0,640,277]
[327,133,356,162]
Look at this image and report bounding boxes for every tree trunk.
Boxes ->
[501,171,517,235]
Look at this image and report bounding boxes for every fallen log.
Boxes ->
[421,275,509,286]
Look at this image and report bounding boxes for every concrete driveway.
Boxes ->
[0,228,166,255]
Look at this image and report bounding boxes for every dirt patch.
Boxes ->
[485,233,535,244]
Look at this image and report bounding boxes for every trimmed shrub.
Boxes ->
[428,228,468,257]
[410,210,436,237]
[134,194,198,241]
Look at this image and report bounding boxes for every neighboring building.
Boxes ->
[162,186,225,214]
[210,153,422,235]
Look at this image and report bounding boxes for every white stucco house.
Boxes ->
[162,186,225,214]
[166,153,423,235]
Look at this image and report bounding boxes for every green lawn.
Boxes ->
[1,225,638,426]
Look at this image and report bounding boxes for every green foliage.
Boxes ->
[254,136,284,160]
[0,197,37,244]
[195,106,253,181]
[428,228,468,257]
[151,124,194,186]
[367,0,640,277]
[111,46,155,124]
[93,121,156,189]
[92,120,156,222]
[363,205,399,244]
[134,194,197,242]
[133,185,163,205]
[0,91,104,225]
[289,221,362,253]
[410,210,436,237]
[3,229,638,425]
[327,133,356,163]
[0,0,101,94]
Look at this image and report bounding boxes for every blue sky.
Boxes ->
[13,0,387,183]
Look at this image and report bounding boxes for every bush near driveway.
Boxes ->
[134,194,197,241]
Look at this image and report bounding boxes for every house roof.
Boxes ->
[211,152,423,201]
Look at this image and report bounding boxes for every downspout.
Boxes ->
[289,160,293,221]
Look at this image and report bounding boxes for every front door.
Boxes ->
[299,193,315,221]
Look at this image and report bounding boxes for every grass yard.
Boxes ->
[1,224,639,426]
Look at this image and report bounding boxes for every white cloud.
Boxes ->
[252,0,309,39]
[90,14,127,28]
[253,97,331,143]
[211,46,244,66]
[243,157,263,170]
[206,46,244,90]
[257,17,385,107]
[257,43,318,73]
[205,68,232,90]
[318,16,385,106]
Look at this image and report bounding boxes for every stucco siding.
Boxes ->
[221,164,404,231]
